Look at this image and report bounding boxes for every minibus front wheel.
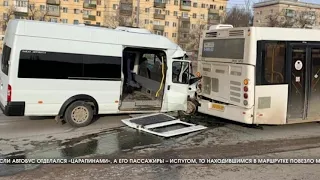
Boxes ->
[64,101,94,127]
[178,99,198,117]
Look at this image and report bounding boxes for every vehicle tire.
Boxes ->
[178,100,197,117]
[64,101,94,127]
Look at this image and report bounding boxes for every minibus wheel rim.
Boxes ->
[71,106,89,123]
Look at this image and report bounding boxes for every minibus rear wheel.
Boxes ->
[64,101,94,127]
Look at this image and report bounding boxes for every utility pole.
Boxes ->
[136,0,140,27]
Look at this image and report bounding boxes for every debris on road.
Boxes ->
[122,113,207,137]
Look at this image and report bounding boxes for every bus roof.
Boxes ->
[6,19,183,51]
[204,26,320,42]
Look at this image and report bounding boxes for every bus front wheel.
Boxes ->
[64,101,94,127]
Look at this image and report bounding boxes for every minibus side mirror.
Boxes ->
[189,76,202,85]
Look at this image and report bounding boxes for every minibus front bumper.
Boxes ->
[0,101,25,116]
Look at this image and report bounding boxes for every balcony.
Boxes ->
[47,5,60,17]
[178,26,190,33]
[83,14,96,21]
[14,11,28,17]
[208,8,219,14]
[178,37,189,43]
[13,0,28,13]
[83,2,97,9]
[180,0,191,11]
[154,1,166,8]
[178,16,190,22]
[119,3,133,16]
[154,14,165,20]
[207,13,220,24]
[46,0,60,5]
[153,25,165,31]
[208,19,220,25]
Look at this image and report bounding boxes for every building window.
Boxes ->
[40,5,46,11]
[3,13,8,20]
[164,32,168,37]
[191,24,196,29]
[192,13,196,18]
[61,19,68,23]
[97,0,101,5]
[174,0,178,5]
[145,19,149,24]
[85,21,91,24]
[113,4,118,10]
[173,11,178,16]
[165,21,169,26]
[256,41,286,85]
[135,6,137,11]
[74,0,79,2]
[193,2,197,7]
[97,11,101,16]
[172,33,177,37]
[182,12,188,18]
[165,10,170,15]
[62,7,68,13]
[96,22,101,26]
[201,3,205,8]
[155,9,162,14]
[74,9,80,14]
[201,14,205,19]
[145,8,150,13]
[173,22,177,27]
[74,20,79,24]
[29,4,35,10]
[83,10,90,15]
[18,51,122,80]
[3,1,8,6]
[50,18,58,23]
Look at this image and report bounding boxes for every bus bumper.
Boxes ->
[197,99,254,124]
[0,101,25,116]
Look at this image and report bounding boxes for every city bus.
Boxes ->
[195,24,320,125]
[0,19,195,127]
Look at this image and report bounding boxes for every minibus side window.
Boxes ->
[1,44,11,75]
[172,61,189,84]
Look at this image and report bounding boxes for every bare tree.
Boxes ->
[265,9,317,28]
[28,2,50,21]
[0,6,16,32]
[223,6,252,27]
[185,20,206,51]
[104,8,145,28]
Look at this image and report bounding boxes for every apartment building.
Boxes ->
[253,0,320,27]
[0,0,227,50]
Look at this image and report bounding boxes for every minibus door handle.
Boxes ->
[167,85,170,90]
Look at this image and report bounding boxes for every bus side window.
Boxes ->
[258,41,286,85]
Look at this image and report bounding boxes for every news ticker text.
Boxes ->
[1,158,320,164]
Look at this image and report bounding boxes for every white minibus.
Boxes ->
[0,19,198,127]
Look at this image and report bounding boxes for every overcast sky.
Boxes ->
[227,0,318,8]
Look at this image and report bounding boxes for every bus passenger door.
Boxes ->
[161,60,190,112]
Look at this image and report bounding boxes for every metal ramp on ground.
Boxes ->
[121,113,207,137]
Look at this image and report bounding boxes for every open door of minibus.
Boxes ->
[161,58,191,112]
